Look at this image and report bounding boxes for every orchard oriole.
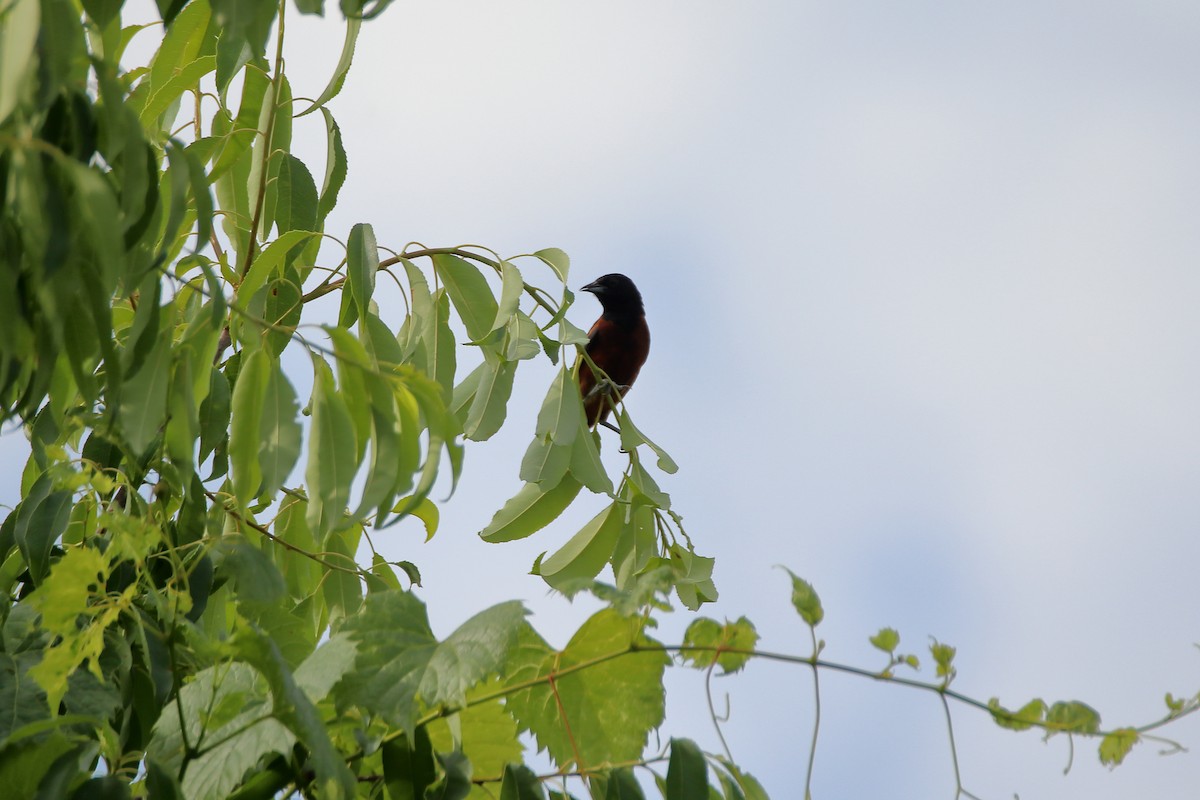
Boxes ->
[578,273,650,427]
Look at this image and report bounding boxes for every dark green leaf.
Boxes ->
[382,727,437,800]
[500,764,547,800]
[273,154,318,235]
[666,738,708,800]
[346,222,378,323]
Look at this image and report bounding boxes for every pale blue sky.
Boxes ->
[4,1,1199,796]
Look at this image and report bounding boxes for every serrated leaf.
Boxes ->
[504,610,668,768]
[273,154,318,235]
[1099,727,1139,767]
[147,663,295,800]
[337,592,527,737]
[681,617,758,674]
[298,16,360,117]
[316,108,347,223]
[427,679,524,781]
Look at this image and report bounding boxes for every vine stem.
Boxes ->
[705,662,734,762]
[804,627,821,800]
[940,692,982,800]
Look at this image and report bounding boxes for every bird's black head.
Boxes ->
[581,273,644,323]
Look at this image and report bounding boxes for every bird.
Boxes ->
[578,273,650,428]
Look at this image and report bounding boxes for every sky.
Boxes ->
[5,1,1200,797]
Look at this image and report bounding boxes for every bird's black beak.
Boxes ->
[580,280,601,295]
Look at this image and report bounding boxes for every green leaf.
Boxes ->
[426,679,524,781]
[316,108,347,223]
[666,738,708,800]
[713,758,769,800]
[139,55,217,129]
[519,434,571,487]
[148,663,295,800]
[505,610,669,767]
[346,222,378,320]
[500,763,546,800]
[148,0,210,98]
[228,348,270,504]
[538,501,626,591]
[273,154,318,234]
[261,277,302,357]
[0,0,39,127]
[1045,700,1100,735]
[234,627,356,798]
[298,17,361,117]
[13,476,74,585]
[534,365,582,447]
[479,475,583,544]
[602,768,644,800]
[533,248,570,284]
[118,325,172,457]
[569,427,612,496]
[780,567,823,628]
[383,726,437,800]
[256,358,301,499]
[930,639,956,682]
[492,260,524,332]
[293,633,359,702]
[237,231,317,322]
[214,535,286,606]
[463,354,516,442]
[211,0,278,62]
[869,627,900,654]
[987,697,1047,731]
[615,409,678,474]
[389,495,440,541]
[432,253,499,341]
[306,356,358,539]
[337,592,527,737]
[1099,727,1139,767]
[430,750,472,800]
[680,617,758,674]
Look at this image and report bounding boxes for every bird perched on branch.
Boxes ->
[578,273,650,428]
